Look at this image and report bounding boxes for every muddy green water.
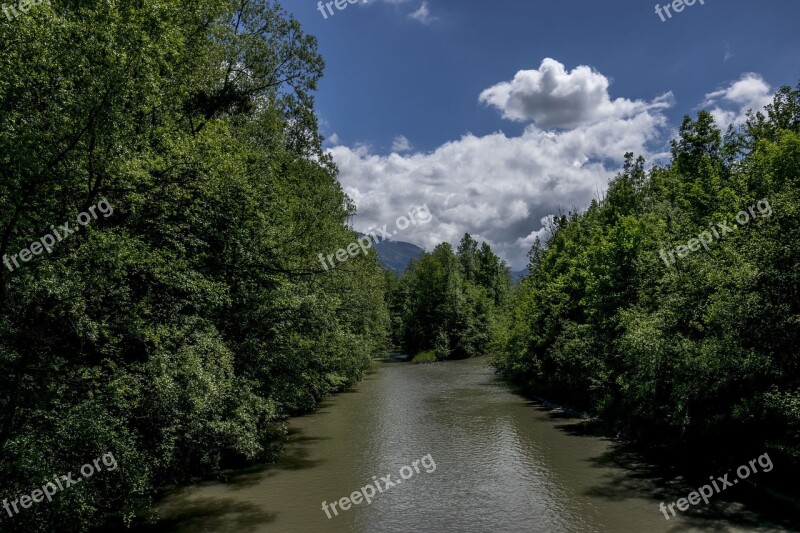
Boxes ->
[147,357,788,532]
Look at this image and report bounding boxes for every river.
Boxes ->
[143,357,791,532]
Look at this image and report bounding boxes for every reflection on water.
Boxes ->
[140,358,796,532]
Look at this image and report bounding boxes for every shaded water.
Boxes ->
[145,357,793,532]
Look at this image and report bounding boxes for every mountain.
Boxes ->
[512,268,529,283]
[360,233,525,279]
[359,233,424,274]
[366,233,526,279]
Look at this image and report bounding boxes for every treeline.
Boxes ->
[496,87,800,467]
[387,235,511,361]
[0,1,388,530]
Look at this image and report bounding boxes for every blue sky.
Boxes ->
[283,0,800,268]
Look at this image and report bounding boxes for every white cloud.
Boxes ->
[364,0,438,24]
[479,58,673,129]
[723,42,734,62]
[392,135,413,152]
[409,2,436,24]
[329,59,674,268]
[701,73,774,130]
[330,64,773,269]
[516,216,556,251]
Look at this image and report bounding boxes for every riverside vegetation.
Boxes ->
[0,1,389,530]
[1,0,799,530]
[495,95,800,476]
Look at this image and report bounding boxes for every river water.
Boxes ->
[145,357,790,532]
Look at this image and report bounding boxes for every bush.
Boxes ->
[411,351,437,364]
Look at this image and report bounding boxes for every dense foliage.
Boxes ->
[389,235,511,361]
[0,1,389,530]
[496,87,800,466]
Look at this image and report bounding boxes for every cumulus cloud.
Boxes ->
[701,73,774,130]
[392,135,413,152]
[516,216,556,250]
[479,58,673,129]
[329,59,675,268]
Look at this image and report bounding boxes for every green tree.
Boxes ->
[497,86,800,468]
[0,1,389,529]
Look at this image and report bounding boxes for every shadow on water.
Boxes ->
[578,440,800,532]
[219,431,331,491]
[124,359,396,533]
[377,351,410,363]
[131,498,277,533]
[492,371,800,532]
[125,425,328,532]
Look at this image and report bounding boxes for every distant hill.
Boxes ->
[512,268,529,283]
[358,233,527,279]
[359,233,424,274]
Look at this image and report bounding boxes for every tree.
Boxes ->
[497,88,800,469]
[0,1,389,529]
